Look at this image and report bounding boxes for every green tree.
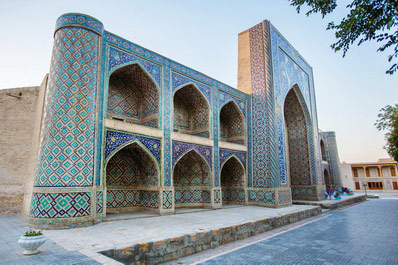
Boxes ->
[375,104,398,161]
[290,0,398,74]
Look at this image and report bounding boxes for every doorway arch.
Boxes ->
[220,156,245,204]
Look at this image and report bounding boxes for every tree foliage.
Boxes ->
[375,104,398,161]
[290,0,398,74]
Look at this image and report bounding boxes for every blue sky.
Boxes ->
[0,0,396,162]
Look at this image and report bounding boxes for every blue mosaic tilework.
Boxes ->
[248,190,275,204]
[172,141,212,169]
[106,190,159,209]
[213,82,220,186]
[214,189,221,204]
[30,192,90,218]
[108,46,161,86]
[219,149,246,169]
[219,91,246,117]
[35,26,99,187]
[320,132,342,186]
[175,190,211,204]
[56,13,104,35]
[171,71,211,103]
[249,22,279,189]
[270,24,321,186]
[277,120,287,184]
[162,190,173,209]
[163,67,172,186]
[104,130,161,163]
[291,186,318,200]
[278,189,291,204]
[96,191,103,214]
[247,97,253,187]
[222,189,245,203]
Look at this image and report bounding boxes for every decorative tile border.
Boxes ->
[104,130,161,163]
[175,190,211,204]
[248,189,275,204]
[30,192,91,218]
[219,149,246,169]
[172,141,212,169]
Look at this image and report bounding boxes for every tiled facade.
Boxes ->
[28,13,342,227]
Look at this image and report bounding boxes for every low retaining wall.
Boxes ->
[293,195,366,210]
[100,206,321,265]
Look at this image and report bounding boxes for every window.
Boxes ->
[353,168,359,178]
[366,168,370,178]
[368,182,383,190]
[391,167,396,177]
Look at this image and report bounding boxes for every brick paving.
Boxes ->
[196,199,398,265]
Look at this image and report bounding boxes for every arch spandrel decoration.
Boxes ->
[108,46,162,87]
[104,130,161,164]
[172,141,212,169]
[171,71,211,103]
[219,149,246,169]
[283,85,316,185]
[219,92,246,117]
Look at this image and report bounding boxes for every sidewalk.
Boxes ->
[293,193,366,209]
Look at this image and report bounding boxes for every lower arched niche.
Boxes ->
[173,150,212,208]
[220,157,245,204]
[105,142,159,214]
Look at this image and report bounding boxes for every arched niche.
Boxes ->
[220,101,245,145]
[173,84,210,138]
[107,63,160,128]
[324,169,332,191]
[320,139,327,161]
[173,149,211,207]
[220,156,245,204]
[105,142,159,214]
[284,88,312,189]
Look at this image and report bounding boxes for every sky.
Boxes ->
[0,0,396,163]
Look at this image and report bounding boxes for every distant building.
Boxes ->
[340,158,398,192]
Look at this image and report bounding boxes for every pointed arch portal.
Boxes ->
[324,169,332,191]
[220,101,245,145]
[284,88,312,199]
[173,84,210,138]
[107,63,160,128]
[105,142,159,214]
[220,156,245,204]
[173,150,212,207]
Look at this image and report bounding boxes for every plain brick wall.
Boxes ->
[0,86,39,214]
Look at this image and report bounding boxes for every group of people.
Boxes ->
[324,186,353,200]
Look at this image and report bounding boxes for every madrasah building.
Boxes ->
[0,13,343,228]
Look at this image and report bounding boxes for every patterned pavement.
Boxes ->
[198,199,398,265]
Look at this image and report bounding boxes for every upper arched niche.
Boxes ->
[173,84,210,138]
[284,87,311,186]
[320,139,327,161]
[107,63,160,128]
[220,101,245,145]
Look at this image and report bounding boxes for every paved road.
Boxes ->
[197,199,398,265]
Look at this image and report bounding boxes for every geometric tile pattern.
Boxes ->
[104,130,161,163]
[172,141,212,168]
[284,89,311,185]
[249,22,279,188]
[30,192,90,218]
[219,149,246,169]
[107,63,159,128]
[171,71,211,103]
[220,157,245,187]
[175,190,211,204]
[163,66,172,186]
[162,190,173,209]
[96,191,103,214]
[56,14,104,35]
[214,189,221,204]
[220,101,245,144]
[173,150,211,186]
[106,190,159,209]
[219,91,246,117]
[291,186,318,200]
[248,190,276,204]
[222,189,245,203]
[320,132,342,186]
[106,143,159,187]
[108,46,161,86]
[34,27,99,187]
[173,84,210,138]
[278,189,292,204]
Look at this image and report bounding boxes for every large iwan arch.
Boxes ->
[107,63,160,128]
[220,156,246,204]
[283,87,312,199]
